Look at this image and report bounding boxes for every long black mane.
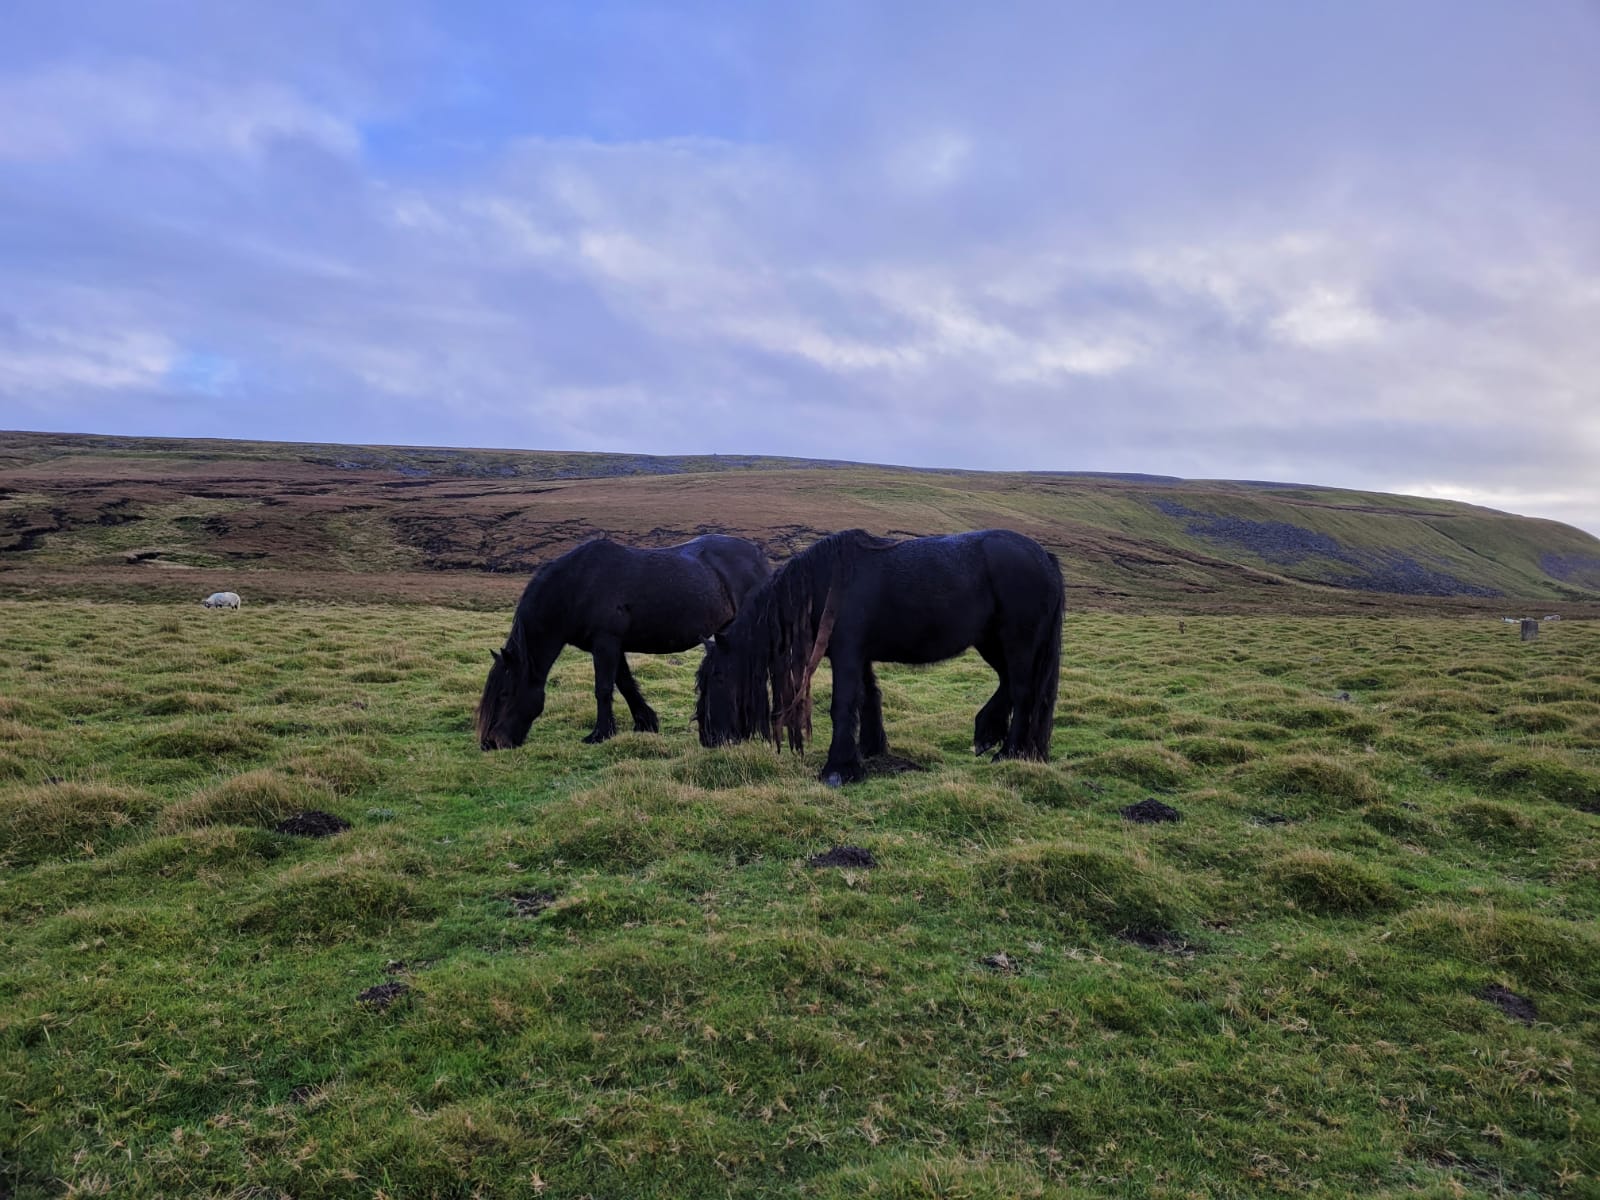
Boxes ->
[712,529,892,750]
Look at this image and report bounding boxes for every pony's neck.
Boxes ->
[508,613,562,684]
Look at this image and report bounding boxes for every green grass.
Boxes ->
[2,603,1598,1197]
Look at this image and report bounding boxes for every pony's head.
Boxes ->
[694,631,768,747]
[476,641,545,751]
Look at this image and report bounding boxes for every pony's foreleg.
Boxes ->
[615,655,660,734]
[819,658,867,787]
[583,638,621,744]
[859,663,888,758]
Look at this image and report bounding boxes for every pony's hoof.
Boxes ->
[821,771,845,789]
[633,714,661,734]
[582,728,616,745]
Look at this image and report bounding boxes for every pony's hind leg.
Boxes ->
[859,663,888,758]
[615,655,660,734]
[973,635,1011,757]
[583,638,622,743]
[997,616,1058,761]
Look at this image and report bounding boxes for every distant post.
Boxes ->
[1520,619,1539,642]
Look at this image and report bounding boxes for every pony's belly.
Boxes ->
[623,632,703,655]
[868,627,977,665]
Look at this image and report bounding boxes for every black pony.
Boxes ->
[695,529,1063,785]
[478,535,770,749]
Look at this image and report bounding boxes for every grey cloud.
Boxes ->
[1,3,1597,537]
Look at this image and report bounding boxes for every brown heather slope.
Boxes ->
[2,430,1598,614]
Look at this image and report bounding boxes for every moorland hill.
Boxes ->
[3,430,1598,614]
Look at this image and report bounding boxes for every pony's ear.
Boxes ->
[490,649,502,663]
[701,638,715,654]
[714,632,731,651]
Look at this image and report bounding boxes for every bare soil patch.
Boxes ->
[509,891,557,917]
[807,845,878,869]
[1121,798,1182,823]
[273,810,351,837]
[1118,928,1196,955]
[356,981,410,1008]
[1478,983,1537,1024]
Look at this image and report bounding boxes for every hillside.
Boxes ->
[3,430,1598,614]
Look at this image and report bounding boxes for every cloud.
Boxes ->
[0,60,359,160]
[0,314,176,394]
[1,2,1598,537]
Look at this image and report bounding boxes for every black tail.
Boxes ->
[1019,555,1065,759]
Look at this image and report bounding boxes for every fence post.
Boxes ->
[1520,619,1539,642]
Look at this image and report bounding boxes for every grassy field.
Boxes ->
[2,600,1599,1198]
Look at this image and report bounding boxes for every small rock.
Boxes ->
[1121,798,1182,824]
[1252,812,1291,826]
[981,952,1019,974]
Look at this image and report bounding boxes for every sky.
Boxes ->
[2,1,1598,536]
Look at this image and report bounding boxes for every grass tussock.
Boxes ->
[1267,848,1400,915]
[0,780,156,866]
[1515,675,1600,704]
[158,769,335,832]
[979,841,1190,936]
[1430,744,1600,806]
[1394,904,1600,992]
[806,1156,1050,1199]
[1172,735,1258,766]
[887,781,1025,838]
[990,759,1085,807]
[1361,802,1438,840]
[142,690,236,716]
[106,825,287,880]
[280,744,383,794]
[1389,687,1496,715]
[1449,799,1542,847]
[679,785,833,861]
[236,849,435,942]
[35,903,185,951]
[138,719,270,761]
[1242,753,1382,809]
[1077,744,1192,789]
[524,791,674,870]
[671,743,785,789]
[0,784,155,870]
[1493,705,1573,734]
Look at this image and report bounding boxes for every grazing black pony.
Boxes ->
[695,529,1063,785]
[477,535,770,750]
